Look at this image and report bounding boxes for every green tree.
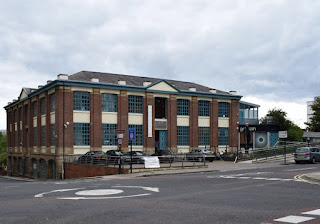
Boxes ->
[260,108,303,141]
[0,133,7,167]
[305,98,320,132]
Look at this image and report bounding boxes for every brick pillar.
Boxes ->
[46,94,51,152]
[55,87,63,150]
[90,88,102,151]
[143,93,155,153]
[167,95,177,152]
[118,91,128,150]
[64,87,73,154]
[30,101,34,149]
[229,100,239,152]
[211,100,219,152]
[22,104,27,155]
[189,97,198,150]
[17,107,21,152]
[37,96,41,151]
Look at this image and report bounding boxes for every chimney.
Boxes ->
[210,89,217,93]
[91,78,99,83]
[189,87,196,91]
[47,80,52,84]
[143,81,152,87]
[38,85,43,89]
[229,91,237,95]
[57,74,69,80]
[118,80,126,85]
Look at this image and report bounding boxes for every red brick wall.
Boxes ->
[118,91,128,150]
[229,100,239,148]
[167,95,177,151]
[91,88,102,151]
[190,96,198,149]
[143,93,155,152]
[65,163,129,179]
[211,100,219,150]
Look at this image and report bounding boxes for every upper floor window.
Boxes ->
[40,98,46,115]
[177,99,189,116]
[102,93,117,112]
[41,125,46,146]
[50,124,56,146]
[33,101,37,117]
[198,100,210,117]
[14,110,17,122]
[218,102,229,117]
[50,94,55,112]
[73,91,90,111]
[128,95,143,113]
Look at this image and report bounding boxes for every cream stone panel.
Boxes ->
[102,112,118,124]
[41,115,46,125]
[41,147,46,153]
[197,97,212,101]
[71,87,93,93]
[20,121,22,130]
[20,91,28,99]
[100,89,120,94]
[50,112,55,124]
[177,146,190,153]
[102,146,118,151]
[217,99,231,103]
[177,116,189,126]
[152,93,170,98]
[10,124,12,132]
[39,93,46,98]
[218,146,229,152]
[148,81,178,92]
[198,117,210,127]
[128,114,143,124]
[218,118,229,127]
[50,146,56,154]
[33,117,37,127]
[33,146,38,153]
[48,88,55,95]
[14,123,17,131]
[73,111,90,123]
[127,91,145,97]
[74,146,91,155]
[132,146,144,151]
[176,96,192,100]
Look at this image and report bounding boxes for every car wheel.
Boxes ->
[198,157,203,162]
[208,158,214,162]
[312,157,316,164]
[295,161,300,164]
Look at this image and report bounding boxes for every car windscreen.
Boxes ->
[296,148,309,153]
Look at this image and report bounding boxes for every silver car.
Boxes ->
[294,147,320,164]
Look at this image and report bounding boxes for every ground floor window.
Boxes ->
[177,126,189,146]
[218,127,229,145]
[73,123,90,145]
[102,123,117,145]
[198,127,210,146]
[128,124,143,145]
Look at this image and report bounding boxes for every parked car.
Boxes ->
[294,147,320,164]
[122,151,150,164]
[186,149,215,162]
[151,149,174,163]
[78,151,108,164]
[106,150,126,164]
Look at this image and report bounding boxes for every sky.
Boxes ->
[1,0,320,130]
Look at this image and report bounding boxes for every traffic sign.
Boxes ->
[279,131,288,139]
[114,129,126,134]
[128,128,135,140]
[117,138,123,145]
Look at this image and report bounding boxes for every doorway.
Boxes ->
[155,130,167,150]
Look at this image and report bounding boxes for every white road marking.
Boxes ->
[75,189,123,196]
[112,186,160,192]
[58,193,151,200]
[34,188,84,198]
[284,167,317,172]
[274,215,315,223]
[302,209,320,216]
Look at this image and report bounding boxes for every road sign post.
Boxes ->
[279,131,288,164]
[128,128,135,173]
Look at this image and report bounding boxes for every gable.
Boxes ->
[147,81,178,92]
[19,89,28,100]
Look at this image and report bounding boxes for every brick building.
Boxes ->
[4,71,242,179]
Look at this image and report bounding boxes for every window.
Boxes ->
[102,124,117,145]
[50,94,55,112]
[177,99,189,116]
[218,127,229,145]
[198,100,210,117]
[177,126,189,145]
[14,131,18,147]
[198,127,210,146]
[18,107,22,121]
[14,110,17,122]
[41,125,46,146]
[128,124,143,145]
[33,101,37,117]
[218,102,229,117]
[128,95,143,113]
[73,91,90,111]
[33,127,37,147]
[73,123,90,145]
[50,124,56,146]
[102,93,117,112]
[40,98,46,115]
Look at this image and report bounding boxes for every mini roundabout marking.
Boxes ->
[34,186,159,200]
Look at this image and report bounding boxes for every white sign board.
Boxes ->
[279,131,288,139]
[117,134,123,139]
[148,105,153,137]
[144,157,160,168]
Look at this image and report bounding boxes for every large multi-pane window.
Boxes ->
[128,124,143,145]
[50,94,55,112]
[40,98,46,115]
[73,123,90,145]
[41,125,46,146]
[33,127,37,147]
[177,99,189,116]
[102,124,117,145]
[218,127,229,145]
[14,110,17,122]
[128,95,143,113]
[218,102,229,117]
[14,131,18,147]
[102,93,117,112]
[198,100,210,117]
[198,127,210,146]
[50,124,56,146]
[33,101,37,117]
[177,126,189,145]
[73,91,90,111]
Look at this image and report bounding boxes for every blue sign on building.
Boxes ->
[128,128,135,140]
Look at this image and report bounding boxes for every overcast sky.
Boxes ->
[1,0,320,129]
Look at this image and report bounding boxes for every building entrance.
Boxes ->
[155,130,167,150]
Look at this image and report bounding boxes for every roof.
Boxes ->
[69,71,232,95]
